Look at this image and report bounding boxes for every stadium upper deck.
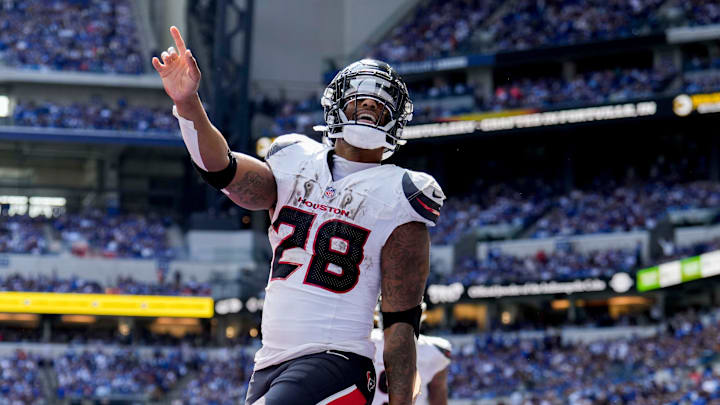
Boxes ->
[0,0,144,74]
[365,0,720,63]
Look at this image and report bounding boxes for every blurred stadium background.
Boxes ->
[0,0,720,403]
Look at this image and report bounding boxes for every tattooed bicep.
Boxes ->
[225,154,277,211]
[380,221,430,312]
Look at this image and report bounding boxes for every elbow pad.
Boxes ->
[382,304,422,338]
[193,150,237,191]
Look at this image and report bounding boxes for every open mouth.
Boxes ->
[354,111,378,125]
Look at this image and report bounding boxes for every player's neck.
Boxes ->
[334,139,383,163]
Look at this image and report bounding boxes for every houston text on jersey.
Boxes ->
[298,197,351,217]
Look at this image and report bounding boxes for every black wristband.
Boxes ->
[192,151,237,190]
[381,305,422,338]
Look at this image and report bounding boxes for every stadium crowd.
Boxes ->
[369,0,495,63]
[0,346,255,404]
[437,248,639,286]
[448,309,720,403]
[667,0,720,28]
[11,100,176,133]
[531,180,720,238]
[0,213,49,254]
[430,181,557,245]
[684,72,720,94]
[0,0,716,76]
[0,309,719,403]
[0,350,45,404]
[656,237,720,264]
[429,233,720,288]
[486,66,677,111]
[430,179,720,245]
[0,272,211,296]
[0,210,177,259]
[251,92,323,140]
[367,0,720,62]
[0,0,144,74]
[6,0,711,138]
[481,0,667,53]
[54,348,191,400]
[180,350,254,405]
[53,210,176,259]
[0,0,717,141]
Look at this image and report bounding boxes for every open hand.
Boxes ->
[152,26,201,104]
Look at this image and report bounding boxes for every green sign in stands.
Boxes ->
[637,267,660,292]
[637,249,720,292]
[681,256,702,282]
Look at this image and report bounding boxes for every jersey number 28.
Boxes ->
[270,206,370,293]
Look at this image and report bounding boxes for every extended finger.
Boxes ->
[170,26,187,54]
[151,56,164,72]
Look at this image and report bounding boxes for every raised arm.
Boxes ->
[380,221,430,405]
[152,26,276,211]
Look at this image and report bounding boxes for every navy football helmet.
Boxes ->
[318,59,413,160]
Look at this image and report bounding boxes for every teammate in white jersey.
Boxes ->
[371,307,451,405]
[153,27,445,405]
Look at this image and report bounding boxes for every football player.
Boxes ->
[153,27,445,405]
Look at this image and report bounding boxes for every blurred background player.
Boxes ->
[372,304,451,405]
[153,27,444,405]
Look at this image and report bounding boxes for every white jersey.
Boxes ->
[254,135,445,370]
[370,329,452,405]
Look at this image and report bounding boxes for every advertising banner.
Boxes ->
[403,91,720,140]
[637,248,720,291]
[0,292,214,318]
[426,272,633,303]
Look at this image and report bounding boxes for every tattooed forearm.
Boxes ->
[380,221,430,311]
[384,323,417,405]
[224,160,277,210]
[380,222,430,405]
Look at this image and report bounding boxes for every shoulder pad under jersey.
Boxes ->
[402,170,445,226]
[265,133,317,160]
[419,334,452,360]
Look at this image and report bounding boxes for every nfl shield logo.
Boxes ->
[324,186,336,199]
